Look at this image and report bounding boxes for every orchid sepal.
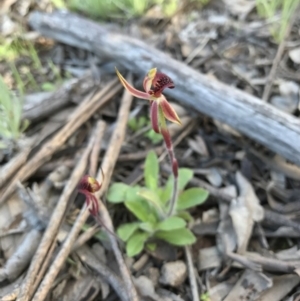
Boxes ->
[115,68,150,100]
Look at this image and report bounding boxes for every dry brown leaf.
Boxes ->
[229,172,264,254]
[0,193,26,260]
[222,0,256,18]
[259,274,300,301]
[224,270,272,301]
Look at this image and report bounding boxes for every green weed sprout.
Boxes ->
[107,151,208,257]
[256,0,300,42]
[0,76,26,149]
[128,116,163,144]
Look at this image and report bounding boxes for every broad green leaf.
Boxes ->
[124,186,156,222]
[146,242,157,252]
[107,182,130,203]
[178,168,194,190]
[137,188,164,215]
[155,228,196,246]
[139,222,156,233]
[160,168,194,204]
[157,217,186,231]
[125,200,150,222]
[176,211,194,222]
[117,222,139,242]
[177,188,209,210]
[125,185,143,202]
[144,150,159,190]
[126,231,149,257]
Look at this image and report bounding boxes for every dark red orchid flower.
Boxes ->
[78,175,101,216]
[116,68,181,134]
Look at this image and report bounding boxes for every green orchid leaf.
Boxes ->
[107,182,130,203]
[137,188,164,214]
[177,188,209,210]
[157,216,186,231]
[125,199,150,222]
[146,242,157,252]
[126,231,149,257]
[155,228,196,246]
[117,222,140,242]
[176,211,194,222]
[139,222,156,233]
[160,168,194,204]
[144,150,159,190]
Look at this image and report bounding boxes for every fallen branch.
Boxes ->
[28,11,300,166]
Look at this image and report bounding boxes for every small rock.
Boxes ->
[279,81,299,97]
[289,47,300,64]
[270,95,298,114]
[147,267,160,287]
[134,276,155,297]
[159,261,187,287]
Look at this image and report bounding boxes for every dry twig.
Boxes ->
[184,246,199,301]
[94,74,138,301]
[30,121,106,301]
[17,129,96,301]
[0,79,121,205]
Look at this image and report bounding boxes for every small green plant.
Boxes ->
[256,0,300,42]
[128,116,163,143]
[68,0,210,19]
[107,150,208,257]
[0,76,27,149]
[200,292,210,301]
[128,116,148,132]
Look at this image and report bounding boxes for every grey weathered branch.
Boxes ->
[28,11,300,165]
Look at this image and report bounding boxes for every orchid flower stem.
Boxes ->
[159,107,179,217]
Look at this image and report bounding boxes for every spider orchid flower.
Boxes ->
[115,68,181,134]
[78,175,101,216]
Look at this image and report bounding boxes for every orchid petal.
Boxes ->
[150,101,160,133]
[115,68,150,100]
[143,68,157,93]
[159,96,181,125]
[89,195,99,216]
[143,68,157,92]
[143,77,152,93]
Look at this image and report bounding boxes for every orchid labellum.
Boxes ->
[115,68,181,134]
[78,175,101,216]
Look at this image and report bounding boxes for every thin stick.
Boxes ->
[76,246,129,301]
[17,131,96,301]
[30,121,107,301]
[262,10,297,101]
[89,120,106,177]
[0,79,121,205]
[31,205,90,301]
[72,225,99,251]
[184,246,199,301]
[94,74,138,301]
